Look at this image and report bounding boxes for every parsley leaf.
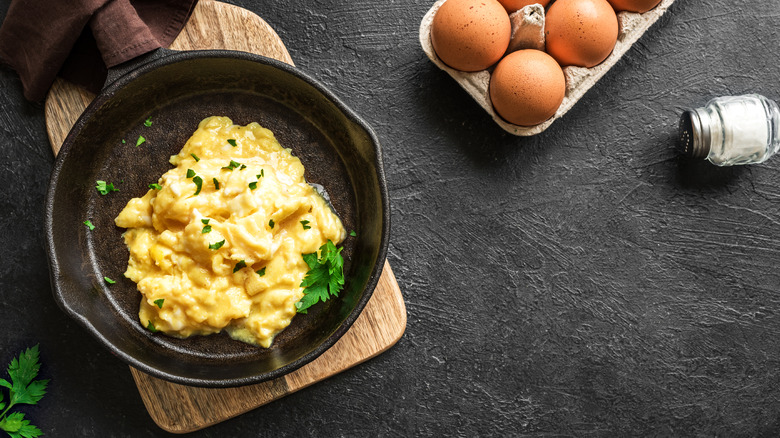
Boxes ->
[295,240,345,313]
[269,219,275,229]
[121,139,126,144]
[95,180,118,195]
[213,178,220,190]
[202,225,212,234]
[144,117,152,127]
[0,345,48,438]
[248,181,257,190]
[258,170,264,178]
[301,220,311,230]
[233,260,247,273]
[186,169,195,178]
[201,219,210,224]
[103,277,115,284]
[256,267,266,277]
[208,240,225,250]
[227,139,237,147]
[83,220,95,230]
[192,176,203,196]
[239,164,247,170]
[221,160,242,171]
[349,230,357,237]
[190,153,200,162]
[136,135,146,146]
[146,321,158,332]
[154,299,164,309]
[148,183,162,190]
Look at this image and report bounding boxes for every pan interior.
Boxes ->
[47,54,386,386]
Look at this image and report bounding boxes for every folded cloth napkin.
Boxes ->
[0,0,197,101]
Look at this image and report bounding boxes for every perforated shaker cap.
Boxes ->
[678,108,711,159]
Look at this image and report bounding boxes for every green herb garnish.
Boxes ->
[190,153,200,162]
[208,240,225,250]
[301,220,311,230]
[213,178,220,190]
[201,219,210,224]
[154,299,164,309]
[202,225,212,234]
[239,164,247,170]
[258,170,264,178]
[227,139,237,147]
[233,260,247,273]
[221,160,242,171]
[146,321,158,332]
[186,169,196,178]
[269,219,275,229]
[148,183,162,190]
[349,230,357,237]
[121,139,126,144]
[95,180,119,195]
[296,240,345,314]
[144,117,152,127]
[83,220,95,230]
[103,277,115,284]
[192,176,203,195]
[0,345,48,438]
[256,267,266,277]
[248,181,257,190]
[136,135,146,146]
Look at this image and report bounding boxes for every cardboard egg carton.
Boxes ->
[419,0,677,136]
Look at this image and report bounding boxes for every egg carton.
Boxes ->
[419,0,677,136]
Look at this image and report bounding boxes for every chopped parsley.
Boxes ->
[190,153,200,162]
[349,230,357,237]
[83,220,95,230]
[249,181,257,190]
[202,225,212,234]
[239,164,247,170]
[269,219,275,229]
[192,176,203,195]
[146,320,158,332]
[154,299,164,309]
[121,139,126,144]
[136,135,146,146]
[95,180,119,195]
[256,267,266,277]
[301,220,311,230]
[213,178,220,190]
[296,240,345,313]
[148,183,162,190]
[222,160,242,171]
[201,219,210,224]
[103,276,115,284]
[227,139,237,147]
[233,260,247,273]
[144,117,152,127]
[208,240,225,250]
[186,168,196,178]
[258,170,264,178]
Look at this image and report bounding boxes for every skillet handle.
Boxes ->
[104,47,179,89]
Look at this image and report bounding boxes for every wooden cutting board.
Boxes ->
[43,0,406,433]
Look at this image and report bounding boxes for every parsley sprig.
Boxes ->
[0,345,48,438]
[296,240,345,314]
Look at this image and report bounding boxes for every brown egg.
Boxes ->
[497,0,551,13]
[489,49,566,126]
[431,0,511,72]
[545,0,619,67]
[607,0,662,13]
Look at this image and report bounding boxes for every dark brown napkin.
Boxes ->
[0,0,197,101]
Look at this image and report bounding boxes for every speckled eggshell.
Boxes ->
[607,0,662,12]
[497,0,551,12]
[545,0,619,67]
[431,0,511,72]
[489,49,565,126]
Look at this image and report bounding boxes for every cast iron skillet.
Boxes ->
[44,50,389,387]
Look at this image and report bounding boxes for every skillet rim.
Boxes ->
[44,50,390,387]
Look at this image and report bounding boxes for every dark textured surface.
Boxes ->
[1,0,779,436]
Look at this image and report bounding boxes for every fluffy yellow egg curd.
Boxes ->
[115,116,346,347]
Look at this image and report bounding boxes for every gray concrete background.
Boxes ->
[2,0,779,436]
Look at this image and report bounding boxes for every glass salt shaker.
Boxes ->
[678,94,780,166]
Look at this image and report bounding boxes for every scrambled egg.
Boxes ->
[115,116,346,347]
